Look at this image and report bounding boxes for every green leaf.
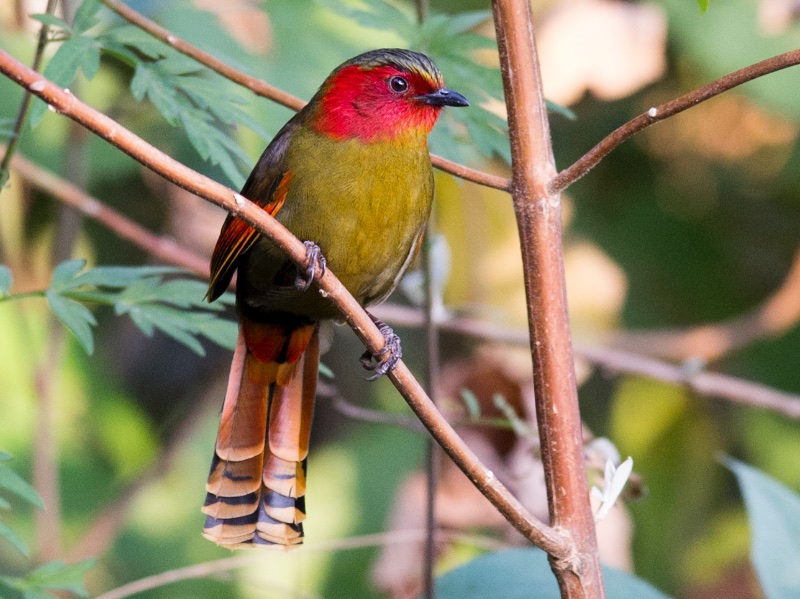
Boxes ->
[46,291,97,354]
[0,265,12,296]
[459,388,481,419]
[25,559,95,597]
[318,362,334,379]
[0,117,16,141]
[725,458,800,599]
[71,0,101,33]
[30,36,101,127]
[70,265,182,289]
[0,521,29,557]
[697,0,709,12]
[195,317,238,350]
[49,259,87,291]
[29,14,73,33]
[444,10,491,35]
[0,451,12,462]
[436,548,672,598]
[546,99,577,121]
[0,464,44,508]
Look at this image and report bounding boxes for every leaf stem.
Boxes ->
[0,0,59,190]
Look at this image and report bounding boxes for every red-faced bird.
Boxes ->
[202,48,468,548]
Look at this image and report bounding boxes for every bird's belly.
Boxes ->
[242,139,433,319]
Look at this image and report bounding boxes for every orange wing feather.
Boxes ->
[207,171,293,300]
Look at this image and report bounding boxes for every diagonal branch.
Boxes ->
[371,304,800,419]
[1,145,209,277]
[550,49,800,193]
[0,48,570,559]
[606,247,800,361]
[98,0,511,192]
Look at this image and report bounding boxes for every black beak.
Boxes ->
[418,87,470,107]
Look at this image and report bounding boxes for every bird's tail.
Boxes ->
[202,318,319,548]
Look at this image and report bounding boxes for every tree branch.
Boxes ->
[0,48,569,559]
[98,0,512,192]
[606,248,800,361]
[491,0,603,596]
[371,304,800,419]
[551,49,800,194]
[0,0,58,188]
[2,145,210,277]
[94,530,508,599]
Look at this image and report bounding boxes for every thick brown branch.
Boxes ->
[98,0,512,192]
[3,146,209,277]
[551,49,800,193]
[0,48,569,559]
[491,0,603,597]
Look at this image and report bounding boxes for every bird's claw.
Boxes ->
[295,241,327,291]
[360,320,402,381]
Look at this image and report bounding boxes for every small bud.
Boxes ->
[647,107,658,118]
[29,80,46,92]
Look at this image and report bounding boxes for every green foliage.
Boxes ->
[0,261,237,357]
[0,117,16,141]
[0,265,11,297]
[315,0,509,164]
[44,260,237,356]
[28,0,265,186]
[29,0,102,127]
[697,0,709,12]
[435,548,672,598]
[0,559,95,599]
[726,458,800,599]
[0,452,43,557]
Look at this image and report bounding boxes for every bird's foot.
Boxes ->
[360,317,402,381]
[295,241,327,291]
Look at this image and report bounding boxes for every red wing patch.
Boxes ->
[207,171,294,299]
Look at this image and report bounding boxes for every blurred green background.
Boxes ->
[1,0,800,597]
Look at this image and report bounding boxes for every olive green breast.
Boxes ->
[240,126,433,319]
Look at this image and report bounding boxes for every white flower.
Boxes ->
[591,456,633,521]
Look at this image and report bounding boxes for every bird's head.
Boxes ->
[309,48,469,143]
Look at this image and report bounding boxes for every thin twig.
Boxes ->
[94,530,508,599]
[491,0,603,596]
[33,320,66,560]
[0,0,59,189]
[331,396,425,432]
[373,303,800,419]
[97,0,512,192]
[579,346,800,418]
[3,145,210,277]
[551,50,800,193]
[0,48,569,559]
[606,248,800,361]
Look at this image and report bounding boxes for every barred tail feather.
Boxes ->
[203,322,319,549]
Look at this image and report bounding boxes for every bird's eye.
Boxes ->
[388,76,409,94]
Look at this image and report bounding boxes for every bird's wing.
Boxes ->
[207,120,299,302]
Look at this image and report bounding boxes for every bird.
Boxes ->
[201,48,469,548]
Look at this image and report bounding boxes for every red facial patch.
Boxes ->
[312,65,444,142]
